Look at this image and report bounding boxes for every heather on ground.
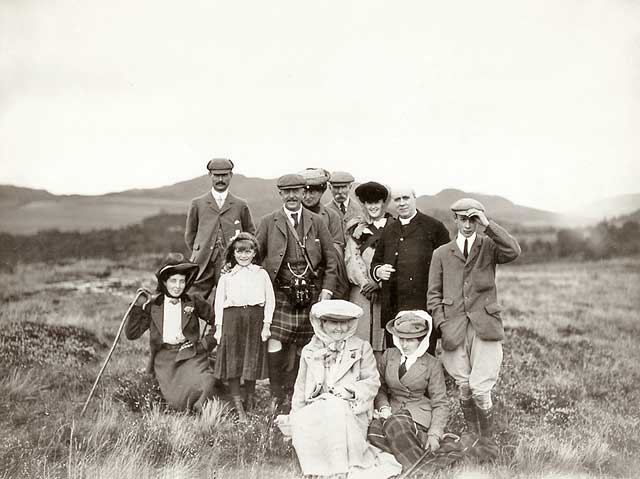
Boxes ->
[0,256,638,478]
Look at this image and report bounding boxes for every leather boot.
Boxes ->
[476,406,494,437]
[460,398,480,435]
[232,395,247,422]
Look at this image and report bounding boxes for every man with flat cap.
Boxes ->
[298,167,350,300]
[185,158,255,300]
[256,173,338,411]
[326,171,363,240]
[427,198,520,439]
[371,186,450,354]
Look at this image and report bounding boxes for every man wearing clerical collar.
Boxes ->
[371,186,450,353]
[185,158,255,300]
[256,173,338,412]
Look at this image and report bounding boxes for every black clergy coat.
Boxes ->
[371,211,450,342]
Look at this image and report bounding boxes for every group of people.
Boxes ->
[124,158,521,477]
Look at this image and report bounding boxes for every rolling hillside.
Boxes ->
[0,178,630,234]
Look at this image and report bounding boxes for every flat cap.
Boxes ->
[355,181,388,203]
[311,299,363,322]
[276,173,306,190]
[207,158,234,172]
[329,171,355,184]
[385,310,432,339]
[450,197,486,214]
[299,168,330,186]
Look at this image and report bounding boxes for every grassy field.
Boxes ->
[0,256,639,478]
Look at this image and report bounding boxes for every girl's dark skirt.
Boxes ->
[214,305,267,380]
[154,347,215,411]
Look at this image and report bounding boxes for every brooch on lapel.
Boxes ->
[184,305,194,317]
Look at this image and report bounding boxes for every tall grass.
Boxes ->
[1,256,639,478]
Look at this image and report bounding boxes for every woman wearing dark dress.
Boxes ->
[344,181,392,352]
[125,253,216,412]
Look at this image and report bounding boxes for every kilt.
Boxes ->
[270,287,315,345]
[367,409,428,469]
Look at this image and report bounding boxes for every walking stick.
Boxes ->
[80,290,146,417]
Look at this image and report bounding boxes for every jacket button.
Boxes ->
[400,238,404,242]
[395,252,399,256]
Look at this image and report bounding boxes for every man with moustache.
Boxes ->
[371,186,450,354]
[256,174,337,411]
[185,158,255,300]
[325,171,363,242]
[298,168,350,299]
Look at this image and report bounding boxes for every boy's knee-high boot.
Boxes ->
[476,406,494,437]
[460,398,480,435]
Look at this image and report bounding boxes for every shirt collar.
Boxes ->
[211,188,229,201]
[399,210,417,225]
[456,232,477,253]
[283,206,302,218]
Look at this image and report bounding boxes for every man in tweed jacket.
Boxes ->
[427,198,520,438]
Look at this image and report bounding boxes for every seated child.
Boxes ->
[125,252,216,412]
[368,310,449,472]
[276,300,401,478]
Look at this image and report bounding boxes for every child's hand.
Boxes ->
[134,288,152,307]
[214,327,222,344]
[261,323,271,342]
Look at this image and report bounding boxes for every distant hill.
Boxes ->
[0,179,626,234]
[568,193,640,222]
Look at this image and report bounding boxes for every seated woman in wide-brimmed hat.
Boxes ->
[125,252,217,412]
[275,299,401,478]
[367,310,449,472]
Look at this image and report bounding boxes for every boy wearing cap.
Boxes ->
[256,174,338,410]
[427,198,521,438]
[185,158,255,300]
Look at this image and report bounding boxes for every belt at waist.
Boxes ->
[161,342,185,351]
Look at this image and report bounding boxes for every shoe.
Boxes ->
[232,395,248,422]
[244,392,255,412]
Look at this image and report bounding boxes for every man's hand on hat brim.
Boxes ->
[467,208,489,227]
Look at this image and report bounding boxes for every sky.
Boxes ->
[1,0,639,212]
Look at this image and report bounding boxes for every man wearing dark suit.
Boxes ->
[371,186,450,353]
[185,158,255,300]
[256,174,337,410]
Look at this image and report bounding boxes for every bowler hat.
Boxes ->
[311,300,363,322]
[277,174,306,190]
[207,158,234,172]
[450,198,486,215]
[385,311,432,338]
[355,181,388,203]
[329,171,355,185]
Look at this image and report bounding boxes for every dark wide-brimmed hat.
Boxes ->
[386,311,432,338]
[311,299,363,322]
[355,181,389,203]
[155,253,199,291]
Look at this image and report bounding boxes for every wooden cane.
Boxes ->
[80,290,146,417]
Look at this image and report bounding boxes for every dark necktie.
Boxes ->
[398,359,407,378]
[291,213,299,229]
[340,203,346,215]
[169,298,179,305]
[463,239,469,259]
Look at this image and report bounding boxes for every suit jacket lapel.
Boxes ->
[388,350,411,392]
[151,301,164,337]
[302,208,313,239]
[466,235,483,264]
[219,193,235,215]
[449,241,466,262]
[331,338,360,381]
[400,354,427,387]
[275,209,289,238]
[207,192,220,213]
[180,299,191,331]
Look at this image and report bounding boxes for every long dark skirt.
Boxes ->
[214,305,267,380]
[154,347,216,412]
